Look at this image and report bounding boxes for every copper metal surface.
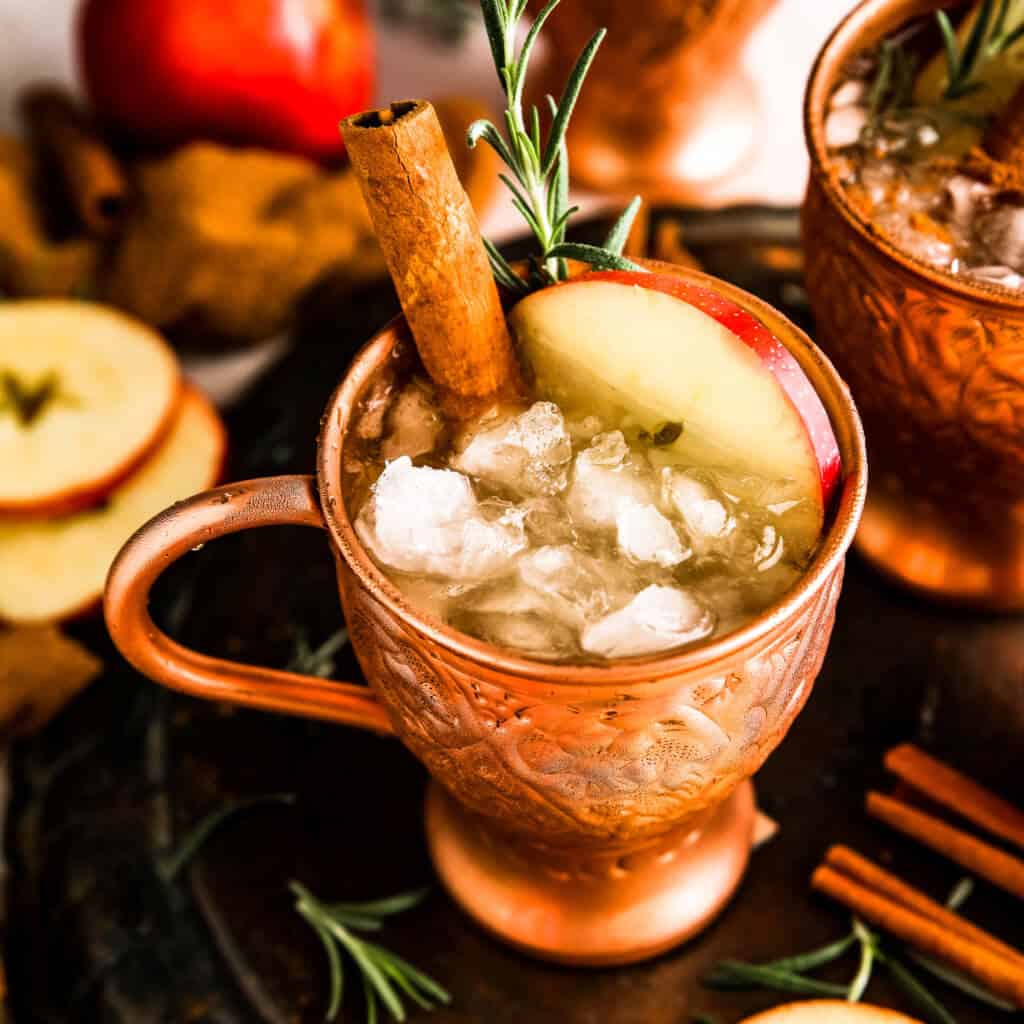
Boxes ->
[527,0,775,200]
[803,0,1024,608]
[104,260,865,964]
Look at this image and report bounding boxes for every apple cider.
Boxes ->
[345,278,835,664]
[824,2,1024,291]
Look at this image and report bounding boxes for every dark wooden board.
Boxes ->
[6,209,1024,1024]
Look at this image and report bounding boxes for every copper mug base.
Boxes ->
[427,779,755,966]
[104,261,865,967]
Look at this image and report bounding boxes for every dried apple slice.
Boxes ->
[739,1001,921,1024]
[0,300,181,515]
[0,386,225,624]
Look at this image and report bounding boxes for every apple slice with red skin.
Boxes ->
[0,386,225,624]
[0,301,181,516]
[739,1002,921,1024]
[510,271,841,555]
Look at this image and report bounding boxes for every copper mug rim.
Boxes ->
[804,0,1024,312]
[318,260,868,687]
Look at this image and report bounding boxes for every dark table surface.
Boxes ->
[6,208,1024,1024]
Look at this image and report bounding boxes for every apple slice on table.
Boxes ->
[0,387,225,624]
[510,271,841,555]
[739,1002,921,1024]
[0,300,181,515]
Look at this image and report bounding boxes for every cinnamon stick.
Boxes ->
[867,791,1024,900]
[20,85,127,237]
[812,863,1024,1007]
[825,845,1024,968]
[340,100,521,402]
[885,744,1024,853]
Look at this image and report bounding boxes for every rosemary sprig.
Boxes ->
[287,627,350,678]
[937,0,1024,100]
[467,0,644,293]
[291,881,450,1023]
[704,876,1016,1024]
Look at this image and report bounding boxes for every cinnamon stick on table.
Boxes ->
[341,100,522,403]
[824,845,1024,968]
[812,863,1024,1007]
[20,85,127,237]
[885,744,1024,853]
[867,791,1024,901]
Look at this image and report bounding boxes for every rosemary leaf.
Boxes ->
[330,889,430,919]
[703,961,849,997]
[311,915,346,1020]
[480,0,510,90]
[936,11,962,92]
[364,972,379,1024]
[547,242,646,272]
[945,877,973,911]
[767,933,857,973]
[542,28,606,175]
[909,952,1016,1012]
[373,946,452,1006]
[882,955,958,1024]
[483,237,527,293]
[960,0,997,84]
[514,0,561,108]
[848,919,877,1002]
[466,119,517,171]
[328,922,406,1020]
[603,196,643,256]
[157,793,295,882]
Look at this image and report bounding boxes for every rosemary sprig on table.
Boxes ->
[467,0,644,293]
[704,879,1015,1024]
[291,881,450,1023]
[937,0,1024,100]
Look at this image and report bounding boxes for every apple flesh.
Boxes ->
[509,272,841,552]
[739,1002,921,1024]
[79,0,374,162]
[0,301,181,516]
[0,387,225,624]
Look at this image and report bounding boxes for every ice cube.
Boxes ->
[356,457,526,579]
[967,264,1024,290]
[582,585,714,659]
[567,432,657,528]
[449,581,579,660]
[567,414,604,445]
[825,106,867,149]
[381,378,445,461]
[517,544,630,627]
[975,205,1024,272]
[616,500,687,567]
[519,495,577,546]
[452,401,572,496]
[830,80,865,109]
[661,469,735,547]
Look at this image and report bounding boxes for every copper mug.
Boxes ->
[105,261,866,966]
[804,0,1024,609]
[527,0,776,200]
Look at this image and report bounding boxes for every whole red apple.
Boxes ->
[78,0,374,162]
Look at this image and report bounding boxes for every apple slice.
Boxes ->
[739,1002,921,1024]
[0,300,181,515]
[510,271,841,553]
[0,386,225,624]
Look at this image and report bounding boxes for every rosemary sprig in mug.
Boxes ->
[467,0,644,294]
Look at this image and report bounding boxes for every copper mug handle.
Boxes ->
[104,475,394,735]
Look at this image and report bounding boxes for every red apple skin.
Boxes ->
[78,0,374,162]
[578,270,841,509]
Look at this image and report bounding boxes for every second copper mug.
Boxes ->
[105,261,866,966]
[804,0,1024,609]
